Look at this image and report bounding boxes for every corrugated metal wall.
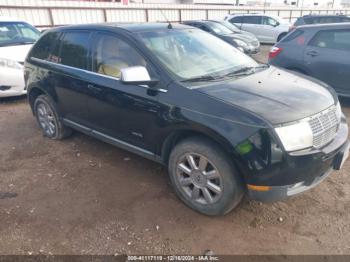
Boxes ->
[0,0,349,28]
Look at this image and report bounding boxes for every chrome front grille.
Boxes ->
[308,105,340,148]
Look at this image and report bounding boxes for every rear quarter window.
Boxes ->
[29,31,60,60]
[281,30,305,45]
[294,18,305,26]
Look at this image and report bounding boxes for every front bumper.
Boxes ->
[244,44,260,55]
[245,116,349,202]
[0,67,26,98]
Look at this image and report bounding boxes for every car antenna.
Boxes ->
[160,10,173,29]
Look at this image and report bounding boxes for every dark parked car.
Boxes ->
[25,23,349,216]
[269,23,350,97]
[182,20,259,54]
[291,14,350,31]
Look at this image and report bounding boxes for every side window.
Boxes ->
[340,17,350,22]
[92,33,147,79]
[319,17,338,24]
[30,32,60,60]
[294,18,305,26]
[230,16,243,24]
[59,31,90,70]
[281,30,305,44]
[262,17,279,26]
[243,16,261,25]
[309,30,350,51]
[304,17,315,24]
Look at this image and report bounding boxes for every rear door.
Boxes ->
[43,30,93,126]
[304,29,350,95]
[241,16,264,42]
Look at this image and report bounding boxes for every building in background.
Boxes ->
[130,0,344,6]
[341,0,350,7]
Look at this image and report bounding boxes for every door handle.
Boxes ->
[306,50,319,57]
[87,84,102,92]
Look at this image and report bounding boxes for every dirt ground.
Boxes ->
[0,46,350,255]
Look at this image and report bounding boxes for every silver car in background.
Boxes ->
[225,13,290,43]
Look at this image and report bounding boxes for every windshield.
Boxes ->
[138,29,258,81]
[205,21,233,35]
[0,22,40,47]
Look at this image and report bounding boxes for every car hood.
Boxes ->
[222,33,256,44]
[0,44,32,62]
[239,30,258,40]
[197,66,336,125]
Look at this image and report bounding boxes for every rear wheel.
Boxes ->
[168,137,245,216]
[34,95,72,140]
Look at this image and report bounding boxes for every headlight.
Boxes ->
[0,57,22,69]
[234,39,248,48]
[275,121,313,152]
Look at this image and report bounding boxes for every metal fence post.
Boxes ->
[48,8,54,27]
[145,9,149,22]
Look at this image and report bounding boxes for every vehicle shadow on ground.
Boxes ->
[0,95,27,104]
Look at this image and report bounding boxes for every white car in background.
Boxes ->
[0,17,40,97]
[224,14,291,43]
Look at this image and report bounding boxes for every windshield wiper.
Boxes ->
[181,75,223,83]
[223,64,269,77]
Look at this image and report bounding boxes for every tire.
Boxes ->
[277,33,287,42]
[168,137,245,216]
[34,95,72,140]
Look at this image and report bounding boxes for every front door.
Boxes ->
[241,16,264,42]
[85,32,163,153]
[304,29,350,95]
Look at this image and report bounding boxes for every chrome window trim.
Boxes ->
[30,57,121,81]
[30,57,168,93]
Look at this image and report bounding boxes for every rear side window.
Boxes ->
[294,18,305,26]
[243,16,261,24]
[230,16,243,24]
[59,31,90,70]
[30,32,60,60]
[309,29,350,51]
[340,16,350,22]
[281,30,305,44]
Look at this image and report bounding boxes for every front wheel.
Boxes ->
[168,137,245,216]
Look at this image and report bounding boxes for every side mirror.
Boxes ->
[273,22,280,27]
[120,66,158,87]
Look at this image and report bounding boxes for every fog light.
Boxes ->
[0,85,11,91]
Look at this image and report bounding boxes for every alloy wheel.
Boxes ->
[176,153,223,205]
[37,102,56,137]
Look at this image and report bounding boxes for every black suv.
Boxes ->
[25,23,349,216]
